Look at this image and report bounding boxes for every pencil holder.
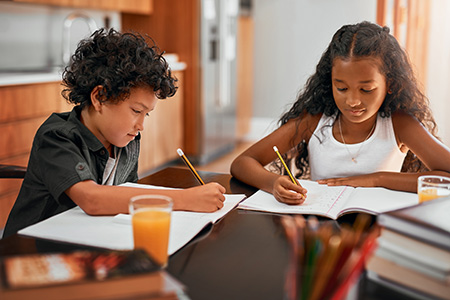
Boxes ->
[281,214,378,300]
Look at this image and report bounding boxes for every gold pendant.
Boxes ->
[352,157,357,163]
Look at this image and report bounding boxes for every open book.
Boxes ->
[238,180,418,220]
[18,183,245,255]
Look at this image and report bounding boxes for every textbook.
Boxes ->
[375,228,450,282]
[238,180,418,220]
[0,249,184,300]
[366,255,450,300]
[18,183,245,255]
[377,196,450,250]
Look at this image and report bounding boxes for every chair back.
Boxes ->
[0,164,27,179]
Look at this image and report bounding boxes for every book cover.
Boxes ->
[366,270,440,300]
[0,249,183,300]
[377,196,450,250]
[366,255,450,299]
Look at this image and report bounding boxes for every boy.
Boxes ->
[3,29,225,238]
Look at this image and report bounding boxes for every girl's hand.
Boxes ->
[176,182,226,212]
[272,176,307,205]
[317,173,379,187]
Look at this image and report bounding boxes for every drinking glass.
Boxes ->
[129,195,172,267]
[417,175,450,203]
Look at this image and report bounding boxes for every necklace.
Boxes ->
[338,116,376,163]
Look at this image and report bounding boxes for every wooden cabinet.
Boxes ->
[138,71,184,177]
[236,16,254,140]
[13,0,153,14]
[0,82,70,229]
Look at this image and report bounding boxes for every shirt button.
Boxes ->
[77,164,85,170]
[100,150,105,155]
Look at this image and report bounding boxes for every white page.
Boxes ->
[238,180,418,219]
[238,180,353,219]
[18,183,245,255]
[339,187,418,216]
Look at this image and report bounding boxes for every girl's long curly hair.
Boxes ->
[276,21,437,178]
[62,28,177,107]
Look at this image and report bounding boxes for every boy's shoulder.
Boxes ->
[38,110,76,135]
[34,109,87,146]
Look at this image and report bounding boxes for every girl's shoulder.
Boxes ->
[391,111,425,145]
[391,111,421,129]
[288,112,323,142]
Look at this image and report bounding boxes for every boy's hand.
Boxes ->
[177,182,226,212]
[272,176,307,205]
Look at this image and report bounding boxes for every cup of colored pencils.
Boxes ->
[281,214,378,300]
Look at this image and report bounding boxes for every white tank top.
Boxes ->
[308,113,406,180]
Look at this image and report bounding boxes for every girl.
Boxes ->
[230,21,450,205]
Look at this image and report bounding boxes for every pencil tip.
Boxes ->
[273,146,278,152]
[177,148,184,156]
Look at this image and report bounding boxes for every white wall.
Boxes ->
[427,0,450,146]
[247,0,377,140]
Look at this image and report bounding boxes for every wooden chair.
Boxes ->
[0,164,26,238]
[0,164,27,179]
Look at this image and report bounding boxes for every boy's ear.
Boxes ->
[90,85,105,111]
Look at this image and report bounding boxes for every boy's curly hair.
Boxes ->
[62,28,177,107]
[276,21,437,178]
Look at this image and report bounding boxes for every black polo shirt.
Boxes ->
[3,106,140,238]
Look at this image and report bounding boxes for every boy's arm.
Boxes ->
[65,180,226,215]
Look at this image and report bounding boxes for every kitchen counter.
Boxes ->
[0,61,186,87]
[0,71,62,87]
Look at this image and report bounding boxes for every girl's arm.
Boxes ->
[65,181,226,215]
[390,112,450,190]
[319,112,450,192]
[230,114,319,203]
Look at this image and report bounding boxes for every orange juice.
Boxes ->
[418,188,449,203]
[132,210,171,266]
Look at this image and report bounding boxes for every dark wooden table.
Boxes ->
[0,167,413,300]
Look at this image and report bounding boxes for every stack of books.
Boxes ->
[281,214,378,300]
[0,249,186,300]
[366,197,450,299]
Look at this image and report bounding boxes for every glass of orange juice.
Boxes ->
[417,175,450,203]
[129,195,172,268]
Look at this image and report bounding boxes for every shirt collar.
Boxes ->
[68,106,106,153]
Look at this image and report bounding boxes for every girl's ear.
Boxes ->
[387,80,393,94]
[90,85,105,111]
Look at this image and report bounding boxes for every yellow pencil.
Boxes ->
[273,146,298,185]
[177,148,205,185]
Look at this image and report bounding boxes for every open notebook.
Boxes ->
[18,183,245,255]
[238,180,418,220]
